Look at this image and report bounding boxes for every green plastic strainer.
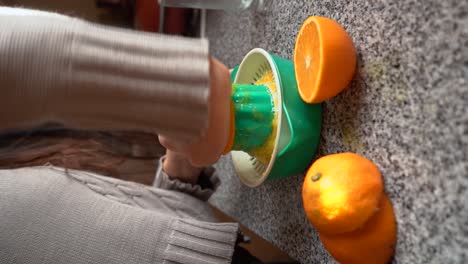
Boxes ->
[229,48,322,187]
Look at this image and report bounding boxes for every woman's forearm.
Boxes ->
[0,7,210,143]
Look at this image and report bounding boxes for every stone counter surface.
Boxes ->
[207,1,467,263]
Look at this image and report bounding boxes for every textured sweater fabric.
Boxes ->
[0,160,239,264]
[0,7,210,143]
[0,7,239,264]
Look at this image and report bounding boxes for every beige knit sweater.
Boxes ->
[0,7,209,143]
[0,7,239,264]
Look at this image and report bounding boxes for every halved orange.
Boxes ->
[294,16,356,103]
[319,194,397,264]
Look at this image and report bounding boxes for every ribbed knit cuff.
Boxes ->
[164,218,239,264]
[154,156,220,201]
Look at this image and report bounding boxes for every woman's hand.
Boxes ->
[158,57,231,166]
[163,150,203,184]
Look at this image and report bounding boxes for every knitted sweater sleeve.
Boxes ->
[0,7,210,143]
[0,166,239,264]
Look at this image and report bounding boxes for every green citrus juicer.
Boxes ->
[225,48,322,187]
[229,82,275,152]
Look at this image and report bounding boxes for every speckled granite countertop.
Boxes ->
[207,1,467,263]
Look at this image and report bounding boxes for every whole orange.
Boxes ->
[319,194,397,264]
[302,152,383,234]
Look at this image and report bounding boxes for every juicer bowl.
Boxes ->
[230,48,322,187]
